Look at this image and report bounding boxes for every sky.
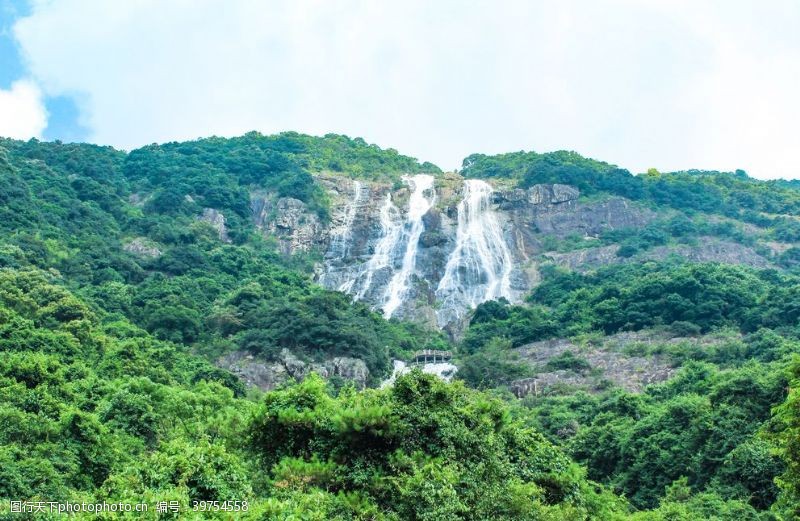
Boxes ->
[1,0,799,179]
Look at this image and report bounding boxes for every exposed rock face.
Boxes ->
[544,245,620,270]
[510,330,735,396]
[545,238,773,272]
[251,174,657,332]
[326,356,370,385]
[199,208,231,243]
[251,194,325,255]
[524,183,580,205]
[217,351,290,390]
[644,240,772,268]
[496,188,655,246]
[123,237,162,258]
[217,349,370,391]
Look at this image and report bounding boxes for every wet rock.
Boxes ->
[249,173,740,333]
[419,231,447,248]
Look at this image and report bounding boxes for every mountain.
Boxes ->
[1,133,799,519]
[258,149,799,336]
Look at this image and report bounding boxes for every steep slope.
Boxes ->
[0,267,637,519]
[3,133,800,518]
[0,135,450,388]
[311,173,660,331]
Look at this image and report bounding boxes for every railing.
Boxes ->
[410,350,453,364]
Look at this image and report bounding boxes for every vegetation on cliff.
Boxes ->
[1,135,799,518]
[462,150,800,266]
[0,136,446,382]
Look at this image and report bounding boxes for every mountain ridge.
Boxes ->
[1,132,800,518]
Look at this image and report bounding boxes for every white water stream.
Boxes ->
[325,175,514,326]
[330,181,365,293]
[382,174,436,318]
[353,192,403,299]
[334,180,363,257]
[436,179,513,324]
[380,359,458,388]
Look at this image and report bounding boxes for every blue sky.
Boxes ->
[1,0,799,179]
[1,0,86,141]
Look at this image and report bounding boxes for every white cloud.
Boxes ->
[0,79,48,140]
[11,0,800,179]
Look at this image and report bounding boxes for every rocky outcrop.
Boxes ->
[251,194,325,255]
[510,330,735,396]
[501,192,654,246]
[123,237,162,258]
[217,349,370,391]
[544,245,620,270]
[325,356,370,384]
[217,351,290,390]
[545,238,773,271]
[251,175,654,330]
[643,240,772,268]
[199,208,231,243]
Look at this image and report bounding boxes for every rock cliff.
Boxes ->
[217,348,370,391]
[250,173,656,333]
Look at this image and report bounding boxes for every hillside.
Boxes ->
[1,134,799,519]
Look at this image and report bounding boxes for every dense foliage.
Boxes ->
[462,150,800,238]
[125,131,440,220]
[459,261,800,518]
[1,135,799,519]
[246,372,630,520]
[0,137,445,381]
[462,262,800,351]
[0,267,630,519]
[0,268,251,510]
[522,360,789,510]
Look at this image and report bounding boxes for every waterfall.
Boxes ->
[320,180,366,292]
[321,175,517,327]
[382,174,436,319]
[331,180,363,260]
[353,192,403,299]
[436,179,513,325]
[380,359,458,388]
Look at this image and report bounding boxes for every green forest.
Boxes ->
[1,133,799,520]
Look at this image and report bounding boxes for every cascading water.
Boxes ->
[380,359,458,388]
[331,180,363,260]
[382,174,436,319]
[320,180,366,292]
[436,179,513,325]
[353,192,403,299]
[321,174,514,327]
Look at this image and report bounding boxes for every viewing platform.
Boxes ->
[410,350,453,365]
